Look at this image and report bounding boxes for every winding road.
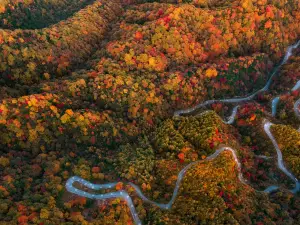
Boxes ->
[65,40,300,225]
[271,80,300,117]
[173,40,300,117]
[66,146,246,225]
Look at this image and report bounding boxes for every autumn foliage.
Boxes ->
[1,0,300,224]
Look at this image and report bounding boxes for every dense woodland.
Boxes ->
[0,0,300,224]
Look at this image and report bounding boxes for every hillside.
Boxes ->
[0,0,300,224]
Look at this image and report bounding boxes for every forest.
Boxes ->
[0,0,300,224]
